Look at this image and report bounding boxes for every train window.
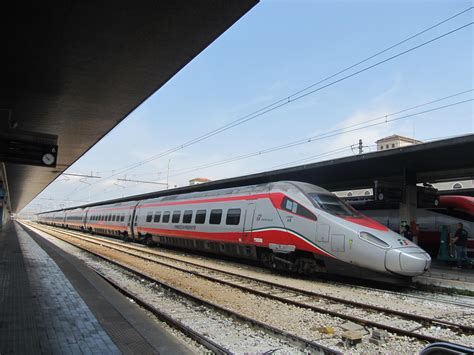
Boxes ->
[172,211,181,223]
[121,215,125,222]
[195,210,206,224]
[163,211,170,223]
[112,215,116,222]
[226,209,241,225]
[210,209,222,224]
[284,199,298,213]
[282,197,317,221]
[183,210,193,224]
[308,193,360,218]
[146,213,153,223]
[153,212,161,223]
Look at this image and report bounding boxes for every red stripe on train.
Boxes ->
[136,226,334,258]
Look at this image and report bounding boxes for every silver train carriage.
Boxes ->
[38,181,431,279]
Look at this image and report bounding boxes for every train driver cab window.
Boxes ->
[226,209,241,225]
[153,212,161,223]
[183,210,193,224]
[209,209,223,224]
[146,212,153,223]
[162,211,170,223]
[308,193,360,218]
[172,211,181,223]
[195,210,206,224]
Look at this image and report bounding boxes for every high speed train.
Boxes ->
[38,181,431,280]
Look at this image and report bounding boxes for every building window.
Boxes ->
[209,209,222,224]
[386,144,389,149]
[453,183,463,189]
[183,210,193,224]
[195,210,206,224]
[380,146,383,150]
[162,211,170,223]
[226,209,241,225]
[146,212,153,223]
[153,212,161,223]
[347,192,353,197]
[172,211,181,223]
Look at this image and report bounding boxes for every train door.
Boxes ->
[243,202,256,243]
[128,206,138,239]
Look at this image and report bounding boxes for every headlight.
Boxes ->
[359,232,390,248]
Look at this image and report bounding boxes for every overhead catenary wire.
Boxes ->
[66,92,473,200]
[75,95,473,205]
[64,20,474,199]
[67,88,473,180]
[108,22,474,176]
[84,8,473,177]
[158,92,473,180]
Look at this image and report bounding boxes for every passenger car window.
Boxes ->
[226,208,241,225]
[172,211,181,223]
[209,209,222,224]
[162,211,170,223]
[195,210,206,224]
[183,210,193,224]
[153,212,161,223]
[146,213,153,223]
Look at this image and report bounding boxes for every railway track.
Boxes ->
[22,222,339,354]
[26,223,474,350]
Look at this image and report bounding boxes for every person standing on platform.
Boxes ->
[452,222,468,268]
[402,225,413,241]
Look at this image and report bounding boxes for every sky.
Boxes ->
[23,0,473,214]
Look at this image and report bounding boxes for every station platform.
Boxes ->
[0,221,190,354]
[414,260,474,292]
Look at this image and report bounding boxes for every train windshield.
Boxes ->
[308,193,361,218]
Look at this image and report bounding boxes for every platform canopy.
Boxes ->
[1,0,258,213]
[52,134,474,212]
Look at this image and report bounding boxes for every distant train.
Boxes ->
[351,195,474,257]
[38,181,431,280]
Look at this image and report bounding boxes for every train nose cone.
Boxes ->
[385,248,431,276]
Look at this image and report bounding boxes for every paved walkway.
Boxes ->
[16,223,120,354]
[0,222,40,353]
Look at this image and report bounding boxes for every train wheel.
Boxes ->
[145,235,154,247]
[260,250,275,269]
